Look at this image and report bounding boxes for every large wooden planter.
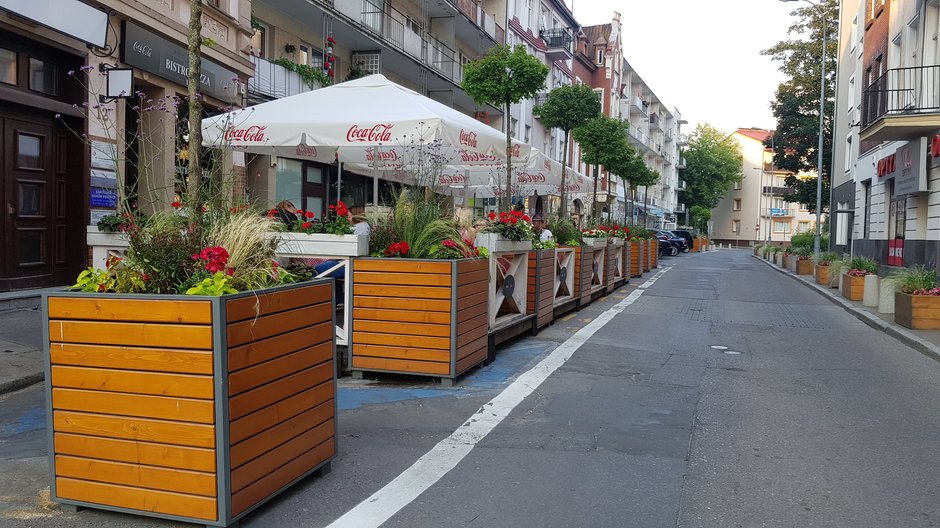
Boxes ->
[895,292,940,329]
[622,242,631,283]
[43,281,336,527]
[629,240,643,277]
[842,273,867,301]
[350,258,488,381]
[782,253,791,269]
[650,239,659,268]
[527,249,555,332]
[796,258,813,275]
[644,239,653,272]
[692,239,701,252]
[815,264,830,285]
[607,238,625,292]
[575,245,595,307]
[552,247,578,314]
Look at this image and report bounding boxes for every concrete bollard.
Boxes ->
[863,274,879,307]
[788,256,798,273]
[878,281,895,314]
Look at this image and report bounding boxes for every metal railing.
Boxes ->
[356,0,456,81]
[861,64,940,127]
[766,208,793,217]
[539,27,573,50]
[762,185,794,196]
[247,55,319,101]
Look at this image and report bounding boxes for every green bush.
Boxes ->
[848,256,877,274]
[815,251,839,265]
[549,217,582,246]
[790,231,829,250]
[887,266,937,294]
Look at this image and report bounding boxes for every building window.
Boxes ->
[732,198,742,211]
[733,180,742,190]
[28,58,57,95]
[797,221,811,233]
[732,219,741,234]
[0,48,16,85]
[251,21,268,57]
[773,220,791,233]
[595,47,604,65]
[524,124,531,144]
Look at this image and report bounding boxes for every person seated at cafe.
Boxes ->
[274,200,299,228]
[348,205,371,236]
[533,214,553,242]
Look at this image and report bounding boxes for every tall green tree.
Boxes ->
[761,0,837,213]
[683,123,743,209]
[689,205,711,234]
[609,150,654,225]
[533,84,601,216]
[463,45,548,210]
[571,116,631,221]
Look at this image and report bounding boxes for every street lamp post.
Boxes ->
[780,0,827,257]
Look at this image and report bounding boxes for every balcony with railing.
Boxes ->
[763,208,794,217]
[664,129,674,142]
[762,185,795,196]
[860,64,940,142]
[539,27,573,61]
[247,55,320,103]
[677,158,687,169]
[649,113,663,130]
[677,134,689,146]
[629,95,650,117]
[454,0,504,43]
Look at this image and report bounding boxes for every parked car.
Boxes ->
[654,231,681,256]
[670,229,694,252]
[663,231,691,253]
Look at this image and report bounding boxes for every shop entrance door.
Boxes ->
[1,114,59,290]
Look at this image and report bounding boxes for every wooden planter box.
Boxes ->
[276,233,369,257]
[350,258,488,381]
[528,249,555,332]
[650,239,659,268]
[692,239,701,252]
[842,273,867,301]
[644,239,652,272]
[582,237,609,249]
[553,247,578,311]
[607,239,625,292]
[622,242,631,283]
[575,245,595,307]
[43,281,336,527]
[815,264,830,285]
[895,292,940,329]
[796,258,813,275]
[782,253,790,269]
[629,240,643,277]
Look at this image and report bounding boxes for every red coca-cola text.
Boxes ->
[347,124,394,142]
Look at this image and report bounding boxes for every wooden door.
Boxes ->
[2,116,56,288]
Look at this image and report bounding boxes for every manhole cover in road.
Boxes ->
[723,350,742,355]
[710,345,728,350]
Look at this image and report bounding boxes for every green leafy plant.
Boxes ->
[815,251,838,265]
[185,271,239,296]
[272,58,332,88]
[71,267,114,293]
[548,217,582,246]
[826,255,850,287]
[532,239,558,250]
[791,246,813,258]
[887,266,938,295]
[848,256,877,274]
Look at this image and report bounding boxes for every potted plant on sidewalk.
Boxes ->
[814,251,838,285]
[891,266,940,329]
[842,256,877,301]
[794,247,814,275]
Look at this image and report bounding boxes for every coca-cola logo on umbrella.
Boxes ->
[224,125,267,142]
[347,124,394,142]
[365,148,400,162]
[295,144,318,157]
[518,172,546,183]
[459,150,498,163]
[459,129,478,148]
[438,174,467,185]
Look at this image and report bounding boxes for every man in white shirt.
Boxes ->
[533,215,553,242]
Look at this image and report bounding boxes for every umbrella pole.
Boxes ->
[372,144,380,208]
[337,153,343,205]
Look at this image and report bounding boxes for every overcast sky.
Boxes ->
[568,0,805,135]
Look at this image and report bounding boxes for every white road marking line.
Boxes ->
[326,266,671,528]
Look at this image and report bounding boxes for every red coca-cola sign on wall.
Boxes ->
[347,124,394,142]
[224,125,267,142]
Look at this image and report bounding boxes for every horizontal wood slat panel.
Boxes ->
[55,455,216,497]
[353,307,451,325]
[457,268,488,287]
[352,332,449,350]
[457,335,488,361]
[53,411,215,448]
[231,440,334,517]
[351,356,450,376]
[457,259,487,274]
[456,314,488,347]
[353,344,450,363]
[50,343,213,375]
[226,283,331,323]
[47,298,212,324]
[228,322,332,373]
[456,299,487,323]
[48,321,213,350]
[54,432,215,472]
[354,271,452,287]
[52,388,214,424]
[56,477,217,521]
[229,343,332,396]
[231,400,334,469]
[354,259,451,274]
[354,284,452,300]
[227,303,332,348]
[455,347,487,376]
[51,366,213,400]
[230,382,333,445]
[230,420,334,494]
[353,296,451,312]
[354,320,450,338]
[456,282,487,299]
[229,363,333,421]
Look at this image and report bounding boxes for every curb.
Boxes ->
[753,255,940,364]
[0,371,44,396]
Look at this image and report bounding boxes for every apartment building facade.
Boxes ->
[711,128,817,246]
[0,0,253,291]
[832,0,940,268]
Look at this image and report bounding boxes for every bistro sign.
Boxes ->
[122,21,238,102]
[877,138,928,196]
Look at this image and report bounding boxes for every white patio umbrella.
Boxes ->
[202,74,531,204]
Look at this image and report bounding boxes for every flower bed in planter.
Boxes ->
[629,240,643,277]
[350,258,488,381]
[44,280,336,526]
[815,264,830,285]
[895,292,940,329]
[842,273,867,301]
[796,258,813,275]
[528,249,555,332]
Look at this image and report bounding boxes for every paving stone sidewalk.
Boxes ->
[0,307,44,395]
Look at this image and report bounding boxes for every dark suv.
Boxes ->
[670,229,694,252]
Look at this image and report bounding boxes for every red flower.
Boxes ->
[226,268,234,276]
[267,208,277,218]
[171,201,182,208]
[327,36,336,44]
[301,221,312,229]
[230,207,237,213]
[488,212,497,220]
[296,209,305,215]
[442,239,457,248]
[142,273,150,282]
[305,211,314,219]
[522,215,530,222]
[335,200,349,217]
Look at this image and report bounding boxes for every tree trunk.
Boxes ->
[504,100,512,212]
[559,129,569,218]
[186,0,203,206]
[623,180,629,226]
[591,164,599,222]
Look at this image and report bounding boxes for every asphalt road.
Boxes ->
[2,250,939,527]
